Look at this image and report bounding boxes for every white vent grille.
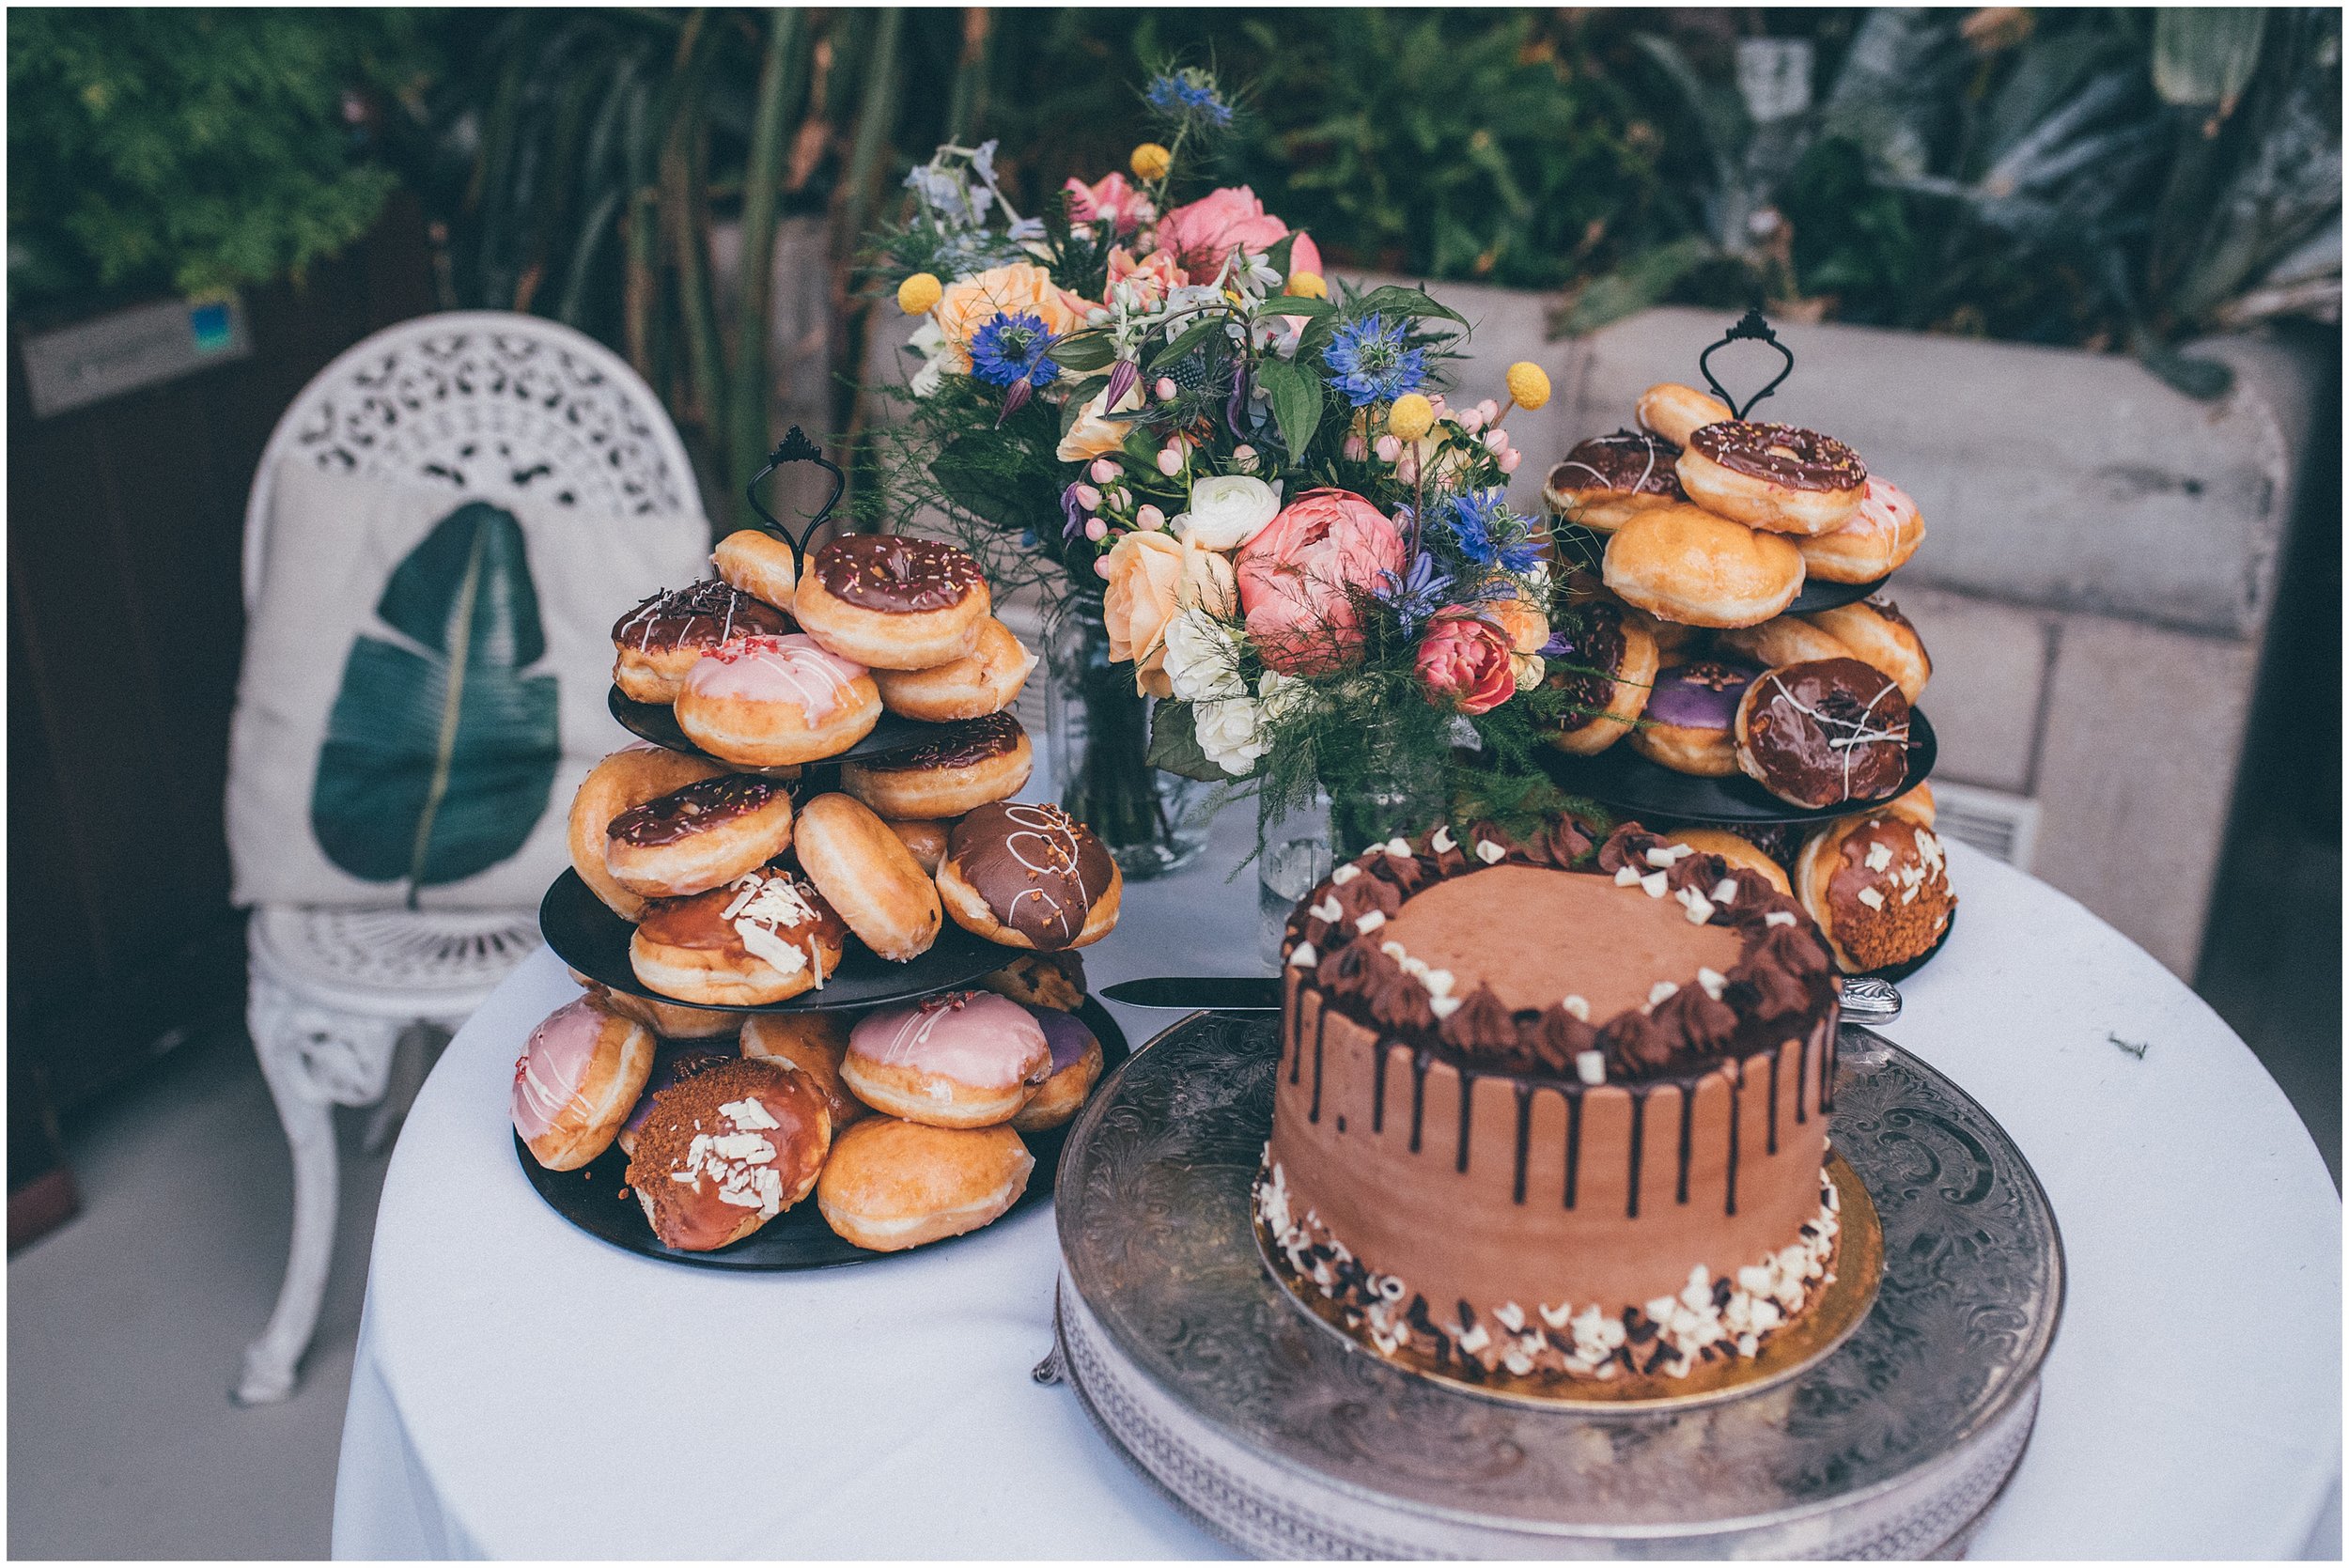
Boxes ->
[1930,781,2040,871]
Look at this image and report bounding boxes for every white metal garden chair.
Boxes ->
[232,312,700,1404]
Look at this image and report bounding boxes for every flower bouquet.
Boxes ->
[868,69,1596,864]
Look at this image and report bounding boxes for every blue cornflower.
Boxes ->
[967,311,1061,389]
[1374,551,1455,637]
[1145,70,1233,130]
[1323,315,1427,408]
[1439,489,1542,575]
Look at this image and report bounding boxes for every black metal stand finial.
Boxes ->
[744,427,847,579]
[1697,309,1795,421]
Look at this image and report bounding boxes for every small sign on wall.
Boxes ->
[19,294,253,418]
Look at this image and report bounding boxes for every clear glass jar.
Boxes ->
[1041,596,1211,880]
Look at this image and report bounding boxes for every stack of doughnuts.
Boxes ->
[511,962,1105,1254]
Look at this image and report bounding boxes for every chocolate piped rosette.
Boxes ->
[1259,817,1845,1386]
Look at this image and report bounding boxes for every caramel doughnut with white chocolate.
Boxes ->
[1676,422,1868,536]
[625,1057,831,1251]
[1797,813,1955,974]
[612,582,791,704]
[674,633,880,768]
[938,801,1122,952]
[630,862,849,1005]
[602,772,796,899]
[792,535,990,670]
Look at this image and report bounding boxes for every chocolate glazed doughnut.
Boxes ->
[938,801,1123,951]
[1543,430,1686,534]
[792,535,990,670]
[602,772,797,899]
[1676,422,1867,536]
[612,581,792,703]
[840,712,1033,820]
[1735,658,1912,810]
[1540,597,1659,756]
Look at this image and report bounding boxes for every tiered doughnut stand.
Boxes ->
[1538,311,1950,978]
[529,431,1124,1269]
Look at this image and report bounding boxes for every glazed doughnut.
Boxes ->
[1603,504,1804,629]
[791,792,942,962]
[568,747,728,920]
[1635,382,1735,448]
[624,1057,831,1250]
[630,863,849,1005]
[977,950,1089,1013]
[1627,604,1703,661]
[1797,813,1955,974]
[615,1036,739,1158]
[885,817,954,877]
[674,633,880,768]
[1655,826,1793,896]
[740,1012,865,1133]
[1676,422,1868,536]
[938,801,1123,952]
[1540,596,1659,756]
[603,773,796,899]
[612,581,792,704]
[840,990,1051,1128]
[1795,476,1923,584]
[839,712,1033,820]
[711,528,798,612]
[792,535,990,670]
[1543,430,1686,534]
[1735,658,1913,810]
[1008,1004,1104,1133]
[1715,613,1853,671]
[1801,597,1932,703]
[1883,779,1937,828]
[1627,660,1762,777]
[872,616,1037,722]
[816,1117,1034,1253]
[510,995,656,1171]
[581,979,743,1041]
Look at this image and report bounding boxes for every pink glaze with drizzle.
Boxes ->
[511,997,611,1142]
[685,633,867,721]
[848,990,1049,1089]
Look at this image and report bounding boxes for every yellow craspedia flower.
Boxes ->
[896,272,943,315]
[1388,393,1435,442]
[1130,142,1173,181]
[1284,270,1328,300]
[1505,361,1552,411]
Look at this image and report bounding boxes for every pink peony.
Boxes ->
[1288,230,1324,279]
[1159,186,1291,276]
[1415,611,1517,715]
[1235,489,1406,675]
[1064,172,1155,238]
[1106,245,1189,313]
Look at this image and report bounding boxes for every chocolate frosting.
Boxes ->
[608,774,789,847]
[813,535,986,613]
[1544,598,1632,728]
[1550,429,1685,496]
[1438,984,1517,1054]
[947,801,1113,950]
[858,711,1023,773]
[1688,421,1866,492]
[1738,658,1911,808]
[613,580,790,650]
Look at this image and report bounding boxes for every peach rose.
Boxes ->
[1055,378,1144,462]
[933,263,1088,371]
[1234,489,1406,675]
[1416,610,1516,715]
[1159,186,1290,276]
[1101,531,1238,698]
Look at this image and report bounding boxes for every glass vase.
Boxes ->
[1253,714,1448,967]
[1043,596,1210,880]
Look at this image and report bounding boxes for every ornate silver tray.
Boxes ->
[1048,1014,2063,1559]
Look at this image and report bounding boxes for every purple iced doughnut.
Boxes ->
[1023,1004,1098,1075]
[1644,660,1762,732]
[1012,1003,1104,1132]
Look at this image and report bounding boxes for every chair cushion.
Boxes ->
[227,458,710,908]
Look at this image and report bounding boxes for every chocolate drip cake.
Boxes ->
[1259,818,1844,1384]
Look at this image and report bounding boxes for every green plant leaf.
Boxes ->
[1255,356,1324,460]
[931,434,1053,535]
[1344,284,1470,331]
[311,503,560,902]
[1051,328,1117,372]
[1145,700,1230,784]
[2153,9,2266,113]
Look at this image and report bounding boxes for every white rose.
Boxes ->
[1193,695,1269,777]
[1174,474,1281,551]
[1161,607,1246,703]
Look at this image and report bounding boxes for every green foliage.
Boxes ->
[311,503,560,904]
[8,9,428,301]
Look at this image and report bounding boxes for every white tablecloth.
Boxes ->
[333,819,2341,1559]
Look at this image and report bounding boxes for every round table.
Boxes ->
[332,826,2341,1559]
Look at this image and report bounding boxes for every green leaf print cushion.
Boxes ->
[310,502,561,901]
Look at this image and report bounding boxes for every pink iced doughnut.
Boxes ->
[1797,475,1925,584]
[674,632,881,767]
[511,995,655,1170]
[839,989,1050,1128]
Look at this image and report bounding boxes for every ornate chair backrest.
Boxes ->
[242,311,701,610]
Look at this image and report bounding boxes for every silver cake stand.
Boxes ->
[1045,1014,2063,1559]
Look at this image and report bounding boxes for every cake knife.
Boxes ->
[1100,974,1906,1026]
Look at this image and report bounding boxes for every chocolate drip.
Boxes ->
[1726,1058,1744,1217]
[1286,983,1303,1085]
[1767,1048,1781,1155]
[1372,1040,1391,1133]
[1563,1091,1583,1209]
[1455,1070,1476,1173]
[1795,1032,1810,1126]
[1511,1084,1534,1204]
[1822,1021,1839,1111]
[813,534,985,612]
[1675,1084,1696,1205]
[608,774,786,847]
[1626,1089,1649,1219]
[1408,1051,1431,1154]
[859,711,1022,772]
[1308,1004,1329,1124]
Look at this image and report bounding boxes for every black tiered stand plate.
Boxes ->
[539,869,1008,1013]
[515,997,1128,1270]
[608,685,949,765]
[1787,574,1891,614]
[1540,709,1937,826]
